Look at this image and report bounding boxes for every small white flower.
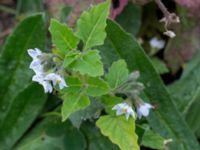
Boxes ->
[45,73,67,89]
[137,103,153,119]
[32,74,53,93]
[163,30,176,38]
[28,48,42,59]
[28,48,67,93]
[150,37,165,49]
[29,58,43,74]
[112,103,135,120]
[42,81,53,93]
[28,48,44,74]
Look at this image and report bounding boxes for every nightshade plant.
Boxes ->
[26,1,154,150]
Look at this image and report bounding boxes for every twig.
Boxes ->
[0,5,16,14]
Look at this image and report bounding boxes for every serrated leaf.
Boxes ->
[137,124,165,150]
[63,51,81,67]
[49,19,79,53]
[96,115,139,150]
[69,50,103,77]
[141,129,165,149]
[61,92,90,121]
[86,77,110,96]
[81,122,120,150]
[64,77,83,93]
[76,1,110,50]
[106,59,129,89]
[99,19,200,150]
[0,84,47,150]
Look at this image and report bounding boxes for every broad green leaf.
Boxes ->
[86,77,110,96]
[98,38,120,69]
[81,122,120,150]
[106,59,129,89]
[168,52,200,132]
[69,99,103,128]
[17,0,43,15]
[69,50,103,77]
[0,14,46,149]
[99,19,200,150]
[116,3,141,36]
[49,19,79,53]
[100,95,123,115]
[76,1,110,50]
[61,92,90,121]
[15,117,86,150]
[0,83,47,150]
[63,51,81,67]
[96,115,139,150]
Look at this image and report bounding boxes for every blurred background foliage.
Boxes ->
[0,0,200,150]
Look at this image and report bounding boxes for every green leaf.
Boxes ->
[168,52,200,132]
[106,59,129,89]
[81,122,120,150]
[150,57,169,74]
[100,95,123,115]
[49,19,79,53]
[76,1,110,50]
[99,19,200,150]
[0,14,46,149]
[69,50,103,77]
[138,125,165,149]
[116,3,141,36]
[61,92,90,121]
[63,51,81,67]
[64,77,83,93]
[69,99,103,128]
[17,0,43,15]
[96,115,139,150]
[0,84,47,150]
[15,117,86,150]
[86,77,110,96]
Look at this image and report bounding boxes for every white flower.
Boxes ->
[29,58,43,74]
[112,103,135,120]
[28,48,44,74]
[28,48,42,59]
[28,48,67,93]
[163,30,176,38]
[150,37,165,49]
[32,74,53,93]
[137,103,153,119]
[45,73,67,89]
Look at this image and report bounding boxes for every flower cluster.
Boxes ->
[112,102,153,120]
[28,48,67,93]
[112,71,154,120]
